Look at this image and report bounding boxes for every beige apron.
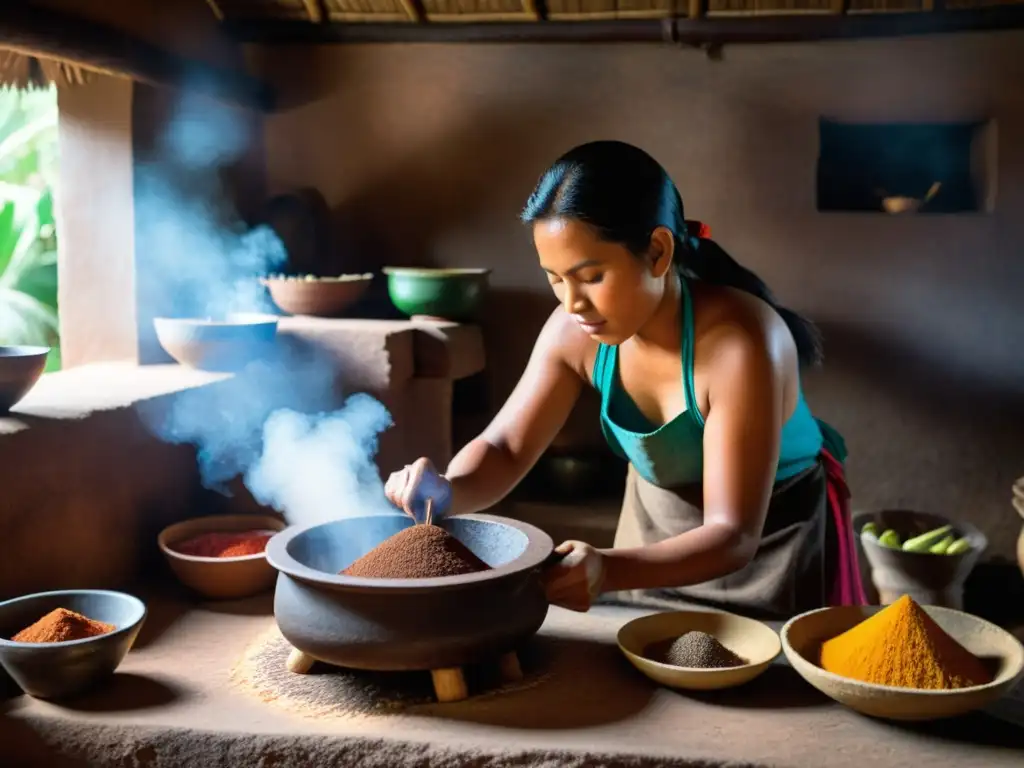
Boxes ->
[611,462,831,619]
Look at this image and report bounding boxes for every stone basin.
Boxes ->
[265,513,554,671]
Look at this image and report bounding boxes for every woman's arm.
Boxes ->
[598,312,787,593]
[445,308,590,516]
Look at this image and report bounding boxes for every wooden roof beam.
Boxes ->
[224,6,1024,45]
[0,3,274,111]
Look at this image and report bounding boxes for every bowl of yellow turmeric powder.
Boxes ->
[781,595,1024,721]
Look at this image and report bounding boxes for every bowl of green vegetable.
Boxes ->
[853,510,986,610]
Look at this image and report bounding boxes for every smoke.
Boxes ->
[137,87,397,529]
[246,394,396,523]
[135,87,285,320]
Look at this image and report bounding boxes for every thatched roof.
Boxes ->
[1,0,1023,104]
[0,49,97,90]
[202,0,1024,23]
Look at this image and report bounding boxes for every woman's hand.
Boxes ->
[384,457,453,522]
[542,540,606,612]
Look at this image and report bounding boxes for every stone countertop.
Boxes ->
[2,591,1022,768]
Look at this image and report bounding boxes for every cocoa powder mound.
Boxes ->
[341,525,490,579]
[11,608,115,643]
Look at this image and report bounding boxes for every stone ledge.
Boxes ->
[2,591,1020,768]
[278,317,485,387]
[1,363,231,435]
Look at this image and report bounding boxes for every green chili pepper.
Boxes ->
[877,529,902,549]
[945,537,972,556]
[902,525,953,553]
[928,536,955,555]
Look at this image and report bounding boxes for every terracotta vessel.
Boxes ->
[261,274,373,318]
[265,513,553,671]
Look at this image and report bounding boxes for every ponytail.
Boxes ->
[678,220,823,367]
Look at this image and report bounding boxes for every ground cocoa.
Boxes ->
[341,525,490,579]
[645,631,747,669]
[11,607,115,643]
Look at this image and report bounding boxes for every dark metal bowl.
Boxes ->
[265,513,553,671]
[0,345,49,412]
[0,590,147,700]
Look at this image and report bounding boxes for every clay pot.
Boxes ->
[261,274,373,318]
[158,514,287,600]
[853,510,986,610]
[265,513,553,671]
[0,346,48,412]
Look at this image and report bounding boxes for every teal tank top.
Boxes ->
[592,277,823,488]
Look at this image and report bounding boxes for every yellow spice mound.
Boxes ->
[819,595,991,690]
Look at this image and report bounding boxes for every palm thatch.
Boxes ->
[204,0,1024,20]
[0,49,99,90]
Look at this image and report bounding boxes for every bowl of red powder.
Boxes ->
[0,589,147,700]
[158,514,287,600]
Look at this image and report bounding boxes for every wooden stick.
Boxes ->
[430,667,468,703]
[424,497,434,527]
[498,651,523,683]
[286,647,316,674]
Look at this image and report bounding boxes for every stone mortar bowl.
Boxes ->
[265,513,553,671]
[0,590,147,700]
[853,509,986,610]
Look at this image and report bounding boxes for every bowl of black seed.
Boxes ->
[617,610,781,691]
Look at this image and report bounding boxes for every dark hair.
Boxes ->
[521,140,822,366]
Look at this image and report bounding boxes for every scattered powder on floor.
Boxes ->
[229,626,549,720]
[10,607,115,643]
[173,530,273,558]
[819,594,992,689]
[645,631,747,669]
[341,525,490,579]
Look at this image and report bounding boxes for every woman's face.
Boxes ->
[533,218,673,345]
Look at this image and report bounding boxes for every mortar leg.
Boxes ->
[286,647,316,674]
[431,667,468,703]
[498,651,523,683]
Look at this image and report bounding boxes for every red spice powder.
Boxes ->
[173,530,273,558]
[11,608,115,643]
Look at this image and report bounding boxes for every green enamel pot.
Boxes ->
[382,267,490,322]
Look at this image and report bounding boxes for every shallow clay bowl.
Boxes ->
[153,313,279,372]
[0,345,49,412]
[158,514,287,600]
[781,604,1024,721]
[261,274,373,318]
[0,589,146,700]
[266,513,553,671]
[617,610,782,691]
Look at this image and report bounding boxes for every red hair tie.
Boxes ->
[686,220,711,240]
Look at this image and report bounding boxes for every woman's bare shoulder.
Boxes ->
[691,282,795,368]
[535,305,599,382]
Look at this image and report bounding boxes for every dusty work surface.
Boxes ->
[1,592,1022,768]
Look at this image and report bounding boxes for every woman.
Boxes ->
[385,140,866,619]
